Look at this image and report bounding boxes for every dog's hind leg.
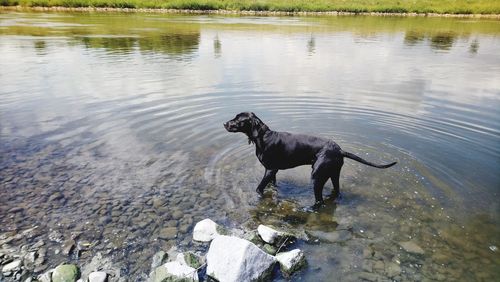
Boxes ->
[271,172,277,186]
[256,169,278,195]
[311,155,331,207]
[330,165,342,199]
[312,176,329,207]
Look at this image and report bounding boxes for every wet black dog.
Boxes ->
[224,112,397,208]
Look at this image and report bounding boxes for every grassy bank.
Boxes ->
[1,0,500,15]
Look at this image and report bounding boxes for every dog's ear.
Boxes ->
[250,116,262,139]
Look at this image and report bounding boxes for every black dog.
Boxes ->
[224,112,397,207]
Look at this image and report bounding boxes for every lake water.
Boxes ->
[0,11,499,281]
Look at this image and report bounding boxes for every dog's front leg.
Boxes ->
[256,169,278,195]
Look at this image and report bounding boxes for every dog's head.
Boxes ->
[224,112,269,143]
[224,112,256,133]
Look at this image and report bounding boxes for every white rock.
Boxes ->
[149,261,199,282]
[193,219,220,242]
[165,261,198,280]
[257,224,292,246]
[88,271,107,282]
[257,225,280,244]
[206,235,276,282]
[2,259,22,273]
[275,249,306,275]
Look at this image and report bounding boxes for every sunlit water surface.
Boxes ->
[1,11,499,281]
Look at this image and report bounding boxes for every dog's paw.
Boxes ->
[311,200,325,211]
[256,188,264,197]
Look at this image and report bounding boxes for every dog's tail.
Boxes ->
[341,150,397,169]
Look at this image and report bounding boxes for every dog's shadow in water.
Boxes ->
[249,180,367,232]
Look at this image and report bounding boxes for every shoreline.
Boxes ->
[1,6,500,18]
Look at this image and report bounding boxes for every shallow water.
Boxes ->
[0,11,499,281]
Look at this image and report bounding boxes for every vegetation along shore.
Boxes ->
[1,0,500,16]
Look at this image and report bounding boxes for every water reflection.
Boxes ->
[404,30,457,51]
[76,32,200,56]
[79,36,137,54]
[469,38,480,54]
[33,40,47,55]
[213,34,221,58]
[404,30,426,46]
[307,34,315,55]
[430,32,455,51]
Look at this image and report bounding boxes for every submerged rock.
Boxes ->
[193,219,220,242]
[306,230,352,243]
[358,272,386,281]
[399,241,425,255]
[37,269,53,282]
[148,261,199,282]
[80,253,119,281]
[385,262,401,277]
[262,244,277,255]
[275,249,306,276]
[62,239,76,256]
[52,264,80,282]
[158,227,178,240]
[2,259,22,273]
[245,231,263,246]
[23,251,37,269]
[206,235,276,282]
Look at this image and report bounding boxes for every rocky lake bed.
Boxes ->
[0,217,435,282]
[1,136,498,281]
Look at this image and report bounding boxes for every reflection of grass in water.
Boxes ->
[2,0,500,14]
[2,12,500,38]
[430,31,455,50]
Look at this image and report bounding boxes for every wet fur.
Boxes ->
[224,112,397,207]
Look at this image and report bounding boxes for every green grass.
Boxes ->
[2,0,500,14]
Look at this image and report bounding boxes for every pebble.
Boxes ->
[62,239,76,255]
[358,272,385,281]
[48,193,64,202]
[89,271,107,282]
[306,230,352,243]
[399,241,425,255]
[385,262,401,277]
[172,211,183,220]
[48,230,63,243]
[158,227,178,240]
[23,251,36,269]
[373,260,385,272]
[2,259,22,273]
[8,207,24,213]
[32,240,45,249]
[362,260,373,272]
[152,198,165,208]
